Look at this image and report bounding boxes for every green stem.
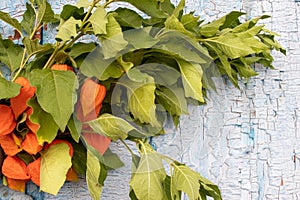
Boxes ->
[12,49,27,81]
[42,43,64,69]
[0,70,4,78]
[120,139,135,157]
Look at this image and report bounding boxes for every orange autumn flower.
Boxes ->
[6,178,26,192]
[10,77,36,119]
[0,105,16,136]
[83,132,111,155]
[77,78,106,122]
[2,156,30,180]
[0,133,22,156]
[51,64,74,72]
[66,167,79,182]
[21,132,43,155]
[27,157,41,186]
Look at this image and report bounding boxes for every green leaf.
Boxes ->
[40,143,72,195]
[0,37,24,72]
[99,14,128,59]
[231,58,258,79]
[76,0,93,8]
[0,77,21,99]
[123,28,158,49]
[87,113,144,141]
[71,141,87,175]
[118,69,159,127]
[203,33,259,59]
[176,59,205,102]
[22,37,41,56]
[181,14,201,33]
[130,142,166,200]
[88,6,108,35]
[117,0,167,18]
[198,176,222,200]
[67,116,81,143]
[165,15,194,38]
[69,42,96,58]
[86,150,104,200]
[113,8,143,28]
[172,165,201,200]
[79,46,124,80]
[37,0,56,23]
[56,17,81,42]
[29,69,79,131]
[27,98,59,144]
[60,4,85,20]
[21,3,35,35]
[156,86,188,117]
[172,0,185,18]
[199,11,244,37]
[233,15,270,33]
[155,30,211,64]
[0,11,22,34]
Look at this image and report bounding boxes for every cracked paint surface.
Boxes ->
[0,0,300,199]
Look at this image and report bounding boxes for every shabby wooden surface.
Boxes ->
[1,0,300,199]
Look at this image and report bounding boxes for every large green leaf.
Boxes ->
[67,116,81,143]
[0,77,21,99]
[155,30,211,64]
[37,0,56,23]
[0,11,22,34]
[79,46,124,80]
[56,17,81,42]
[29,69,79,131]
[60,4,85,20]
[233,15,270,33]
[203,33,259,59]
[87,113,145,141]
[172,165,201,200]
[21,3,35,35]
[69,42,96,58]
[86,150,104,200]
[27,98,59,144]
[199,11,244,37]
[165,15,194,37]
[176,59,204,102]
[99,14,128,59]
[40,143,72,195]
[0,37,24,72]
[116,0,167,18]
[88,6,108,35]
[130,142,166,200]
[123,28,158,49]
[118,69,159,127]
[113,8,143,28]
[156,86,188,117]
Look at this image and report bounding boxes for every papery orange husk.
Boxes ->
[21,132,43,155]
[10,77,36,119]
[27,157,41,186]
[51,64,74,72]
[2,156,30,180]
[66,167,79,182]
[25,108,40,134]
[77,78,106,122]
[76,102,102,122]
[6,178,26,192]
[0,105,16,136]
[83,132,111,155]
[45,139,73,157]
[0,133,22,156]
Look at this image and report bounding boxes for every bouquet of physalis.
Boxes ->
[0,0,284,199]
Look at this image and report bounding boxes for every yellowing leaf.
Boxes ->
[56,17,81,42]
[88,7,107,35]
[86,150,103,200]
[176,59,204,102]
[40,143,72,195]
[172,165,201,200]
